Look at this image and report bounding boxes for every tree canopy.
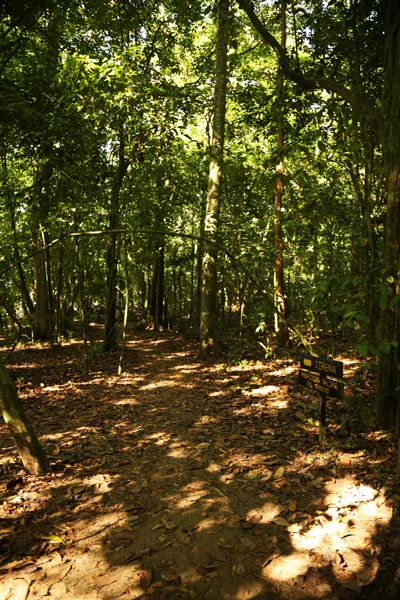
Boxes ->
[1,0,399,429]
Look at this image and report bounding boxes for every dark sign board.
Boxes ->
[299,354,343,378]
[299,354,344,400]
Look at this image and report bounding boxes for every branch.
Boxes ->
[0,228,236,276]
[0,227,271,312]
[236,0,380,134]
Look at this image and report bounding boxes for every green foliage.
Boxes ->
[0,0,394,382]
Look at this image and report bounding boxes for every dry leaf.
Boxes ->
[39,534,65,544]
[247,513,263,524]
[161,568,181,584]
[240,536,257,549]
[139,568,153,589]
[272,517,290,527]
[273,466,285,480]
[161,517,177,530]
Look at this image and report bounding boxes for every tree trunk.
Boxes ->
[33,227,53,341]
[0,362,51,475]
[199,0,229,357]
[237,0,400,429]
[376,0,400,429]
[104,128,128,352]
[9,197,35,318]
[150,239,165,331]
[273,0,289,347]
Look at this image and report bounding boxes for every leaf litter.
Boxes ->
[0,329,400,599]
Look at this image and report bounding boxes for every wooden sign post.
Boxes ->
[298,354,344,442]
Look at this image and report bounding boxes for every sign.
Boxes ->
[298,354,344,400]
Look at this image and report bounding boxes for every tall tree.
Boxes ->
[104,125,128,352]
[237,0,400,429]
[199,0,230,356]
[376,0,400,428]
[273,0,289,346]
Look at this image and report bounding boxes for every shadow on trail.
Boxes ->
[0,331,399,599]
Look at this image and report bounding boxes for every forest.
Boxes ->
[1,0,400,599]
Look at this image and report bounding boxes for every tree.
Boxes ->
[273,0,289,346]
[104,125,128,352]
[376,0,400,428]
[0,362,51,475]
[199,0,230,356]
[237,0,400,429]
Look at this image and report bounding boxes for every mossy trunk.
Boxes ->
[0,362,51,475]
[199,0,229,357]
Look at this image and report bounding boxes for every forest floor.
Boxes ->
[0,328,400,600]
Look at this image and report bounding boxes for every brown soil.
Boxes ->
[0,330,400,599]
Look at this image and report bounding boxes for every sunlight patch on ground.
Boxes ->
[247,503,281,523]
[193,415,219,426]
[173,362,203,372]
[244,385,280,396]
[139,379,181,390]
[167,446,190,459]
[206,461,222,473]
[209,390,225,397]
[262,552,310,582]
[269,364,297,377]
[174,481,209,509]
[233,581,266,599]
[196,516,218,531]
[113,398,140,405]
[262,477,391,588]
[265,397,289,409]
[240,381,291,409]
[147,431,172,445]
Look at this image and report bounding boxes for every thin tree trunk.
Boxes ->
[199,0,229,357]
[150,238,165,331]
[33,230,53,341]
[273,0,289,347]
[54,240,64,343]
[104,127,128,352]
[9,200,35,318]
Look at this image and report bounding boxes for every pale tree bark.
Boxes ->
[199,0,229,357]
[273,0,289,346]
[0,362,51,475]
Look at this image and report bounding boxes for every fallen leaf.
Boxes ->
[232,563,246,575]
[240,536,257,549]
[161,517,177,530]
[247,513,263,524]
[161,568,181,584]
[273,466,285,480]
[272,517,290,527]
[139,568,153,589]
[39,534,65,544]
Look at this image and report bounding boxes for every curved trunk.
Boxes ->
[0,362,51,475]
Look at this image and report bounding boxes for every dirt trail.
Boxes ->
[0,332,399,599]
